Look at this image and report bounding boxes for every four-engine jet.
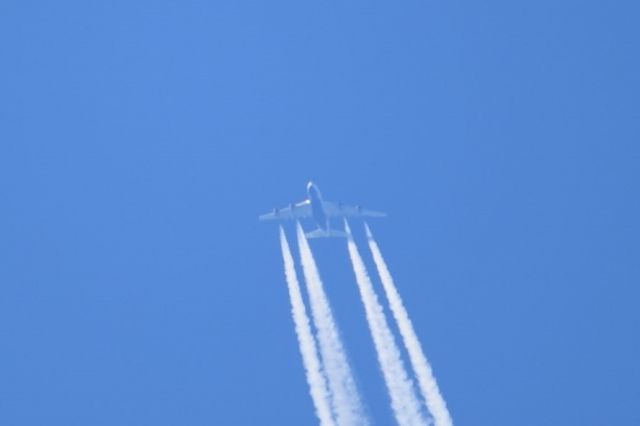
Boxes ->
[259,181,386,238]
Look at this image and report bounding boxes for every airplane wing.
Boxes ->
[323,201,387,218]
[259,200,312,221]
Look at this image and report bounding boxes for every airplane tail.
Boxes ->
[305,229,348,239]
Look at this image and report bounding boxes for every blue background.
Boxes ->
[1,1,639,425]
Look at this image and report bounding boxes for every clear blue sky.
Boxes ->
[1,1,639,425]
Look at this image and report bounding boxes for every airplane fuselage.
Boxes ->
[307,182,328,230]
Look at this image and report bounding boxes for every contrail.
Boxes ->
[364,223,453,426]
[344,220,428,426]
[296,222,368,426]
[279,227,336,426]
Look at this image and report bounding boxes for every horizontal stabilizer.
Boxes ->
[305,229,349,239]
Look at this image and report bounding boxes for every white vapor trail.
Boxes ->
[279,227,336,426]
[344,220,427,426]
[364,223,453,426]
[296,222,368,426]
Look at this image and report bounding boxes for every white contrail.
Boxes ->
[296,222,368,426]
[344,220,428,426]
[279,227,336,426]
[364,223,452,426]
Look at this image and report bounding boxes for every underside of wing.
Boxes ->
[323,201,387,218]
[259,200,311,221]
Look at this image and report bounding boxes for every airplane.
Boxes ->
[259,181,386,238]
